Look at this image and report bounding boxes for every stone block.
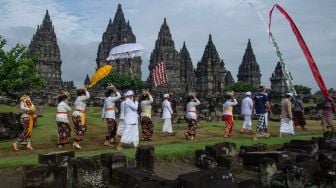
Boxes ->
[242,151,288,171]
[177,167,238,188]
[259,158,277,187]
[112,167,174,188]
[287,159,320,188]
[38,150,75,167]
[239,143,267,157]
[70,155,107,188]
[237,179,261,188]
[281,139,319,155]
[23,164,55,188]
[216,155,243,172]
[270,172,287,188]
[136,145,155,171]
[205,142,237,160]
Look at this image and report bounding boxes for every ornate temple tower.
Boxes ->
[148,18,183,98]
[96,4,141,78]
[179,42,196,93]
[224,71,235,85]
[196,34,227,99]
[28,10,62,86]
[270,61,291,102]
[237,39,261,87]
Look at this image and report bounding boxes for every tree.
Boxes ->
[0,36,45,98]
[225,81,258,92]
[294,85,311,95]
[99,71,145,91]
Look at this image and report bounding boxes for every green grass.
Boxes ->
[0,104,326,169]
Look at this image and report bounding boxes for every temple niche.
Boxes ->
[28,10,76,105]
[270,61,291,102]
[148,18,185,99]
[196,34,228,100]
[96,4,142,79]
[237,39,261,87]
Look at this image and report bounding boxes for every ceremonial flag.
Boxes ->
[152,61,168,87]
[269,3,333,102]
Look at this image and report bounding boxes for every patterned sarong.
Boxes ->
[106,118,117,140]
[224,115,234,136]
[256,113,267,132]
[140,116,154,140]
[72,115,87,141]
[187,119,197,136]
[57,121,71,145]
[17,116,30,144]
[293,111,306,128]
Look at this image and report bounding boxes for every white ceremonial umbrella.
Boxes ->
[106,43,144,78]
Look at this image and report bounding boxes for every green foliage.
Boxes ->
[225,81,258,92]
[99,71,146,90]
[0,36,45,98]
[294,85,311,95]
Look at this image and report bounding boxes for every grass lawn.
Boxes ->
[0,104,326,169]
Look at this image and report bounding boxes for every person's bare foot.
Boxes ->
[12,143,19,151]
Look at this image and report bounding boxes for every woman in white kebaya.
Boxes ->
[161,94,174,135]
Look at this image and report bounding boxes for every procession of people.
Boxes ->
[12,84,335,152]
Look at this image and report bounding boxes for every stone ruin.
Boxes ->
[0,112,21,140]
[20,131,336,187]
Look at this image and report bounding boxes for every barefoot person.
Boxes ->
[293,94,307,130]
[253,86,271,140]
[162,93,174,136]
[185,94,201,140]
[140,90,154,141]
[240,91,253,134]
[71,88,90,149]
[102,84,121,146]
[13,95,36,151]
[117,90,139,150]
[223,92,238,138]
[56,91,72,148]
[280,93,295,137]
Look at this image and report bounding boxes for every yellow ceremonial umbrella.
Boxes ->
[88,65,112,88]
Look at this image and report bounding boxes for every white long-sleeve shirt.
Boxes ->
[101,92,121,119]
[186,99,201,120]
[56,101,72,123]
[223,99,238,116]
[241,97,253,116]
[141,94,153,118]
[119,100,125,120]
[124,98,139,125]
[72,90,90,116]
[162,99,173,119]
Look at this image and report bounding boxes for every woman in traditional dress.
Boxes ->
[293,94,307,130]
[56,91,72,148]
[102,84,121,146]
[279,93,295,137]
[140,90,154,141]
[116,90,139,150]
[13,95,36,151]
[71,88,90,149]
[321,96,335,132]
[162,94,174,136]
[185,94,201,140]
[116,94,126,137]
[222,93,238,138]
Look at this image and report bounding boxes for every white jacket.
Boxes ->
[72,90,90,117]
[119,100,125,120]
[124,98,139,125]
[162,99,173,119]
[241,97,253,116]
[56,101,72,123]
[101,92,121,119]
[186,99,201,120]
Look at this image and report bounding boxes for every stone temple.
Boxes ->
[96,4,142,79]
[237,39,261,87]
[270,61,292,102]
[28,10,76,105]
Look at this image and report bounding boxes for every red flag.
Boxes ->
[152,61,168,87]
[269,4,333,102]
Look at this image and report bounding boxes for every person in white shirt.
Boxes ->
[101,84,121,146]
[161,93,174,135]
[223,94,238,138]
[117,90,139,150]
[71,88,90,149]
[56,91,72,148]
[185,94,201,140]
[116,94,126,137]
[140,90,154,141]
[240,91,253,134]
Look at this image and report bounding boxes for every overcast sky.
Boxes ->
[0,0,335,92]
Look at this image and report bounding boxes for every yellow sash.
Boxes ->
[77,109,86,125]
[22,97,35,137]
